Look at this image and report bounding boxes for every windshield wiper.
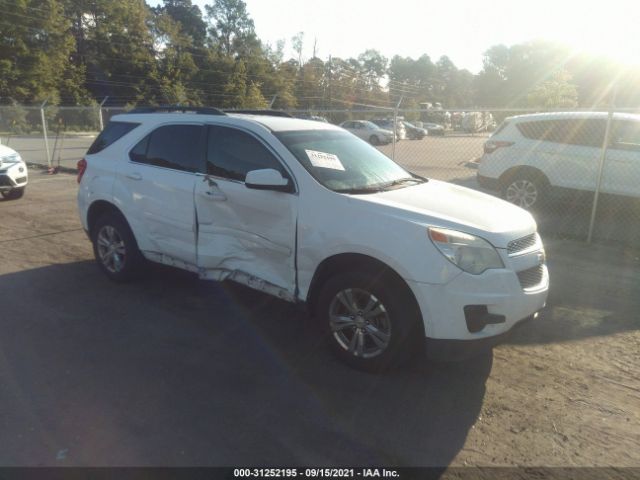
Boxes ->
[334,186,385,194]
[377,177,426,190]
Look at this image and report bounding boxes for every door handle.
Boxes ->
[126,172,142,181]
[205,190,227,201]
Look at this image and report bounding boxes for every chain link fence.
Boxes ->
[1,104,639,246]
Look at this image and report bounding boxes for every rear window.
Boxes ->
[87,121,140,154]
[516,119,605,147]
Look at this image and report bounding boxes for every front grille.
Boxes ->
[517,265,545,290]
[14,176,27,184]
[0,175,13,186]
[508,233,538,255]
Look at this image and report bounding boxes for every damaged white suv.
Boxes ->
[77,107,548,370]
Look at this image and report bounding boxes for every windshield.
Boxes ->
[276,129,419,193]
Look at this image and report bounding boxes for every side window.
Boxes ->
[343,122,353,129]
[610,121,640,151]
[130,124,205,173]
[88,121,140,154]
[517,119,605,147]
[207,126,287,182]
[354,122,363,129]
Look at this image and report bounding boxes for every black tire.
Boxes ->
[500,171,549,211]
[369,135,379,146]
[91,211,144,282]
[315,269,423,372]
[1,187,25,200]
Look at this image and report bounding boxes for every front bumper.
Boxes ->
[407,261,548,342]
[0,162,28,191]
[425,313,537,361]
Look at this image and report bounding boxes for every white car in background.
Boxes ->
[339,120,394,145]
[78,107,548,371]
[0,143,28,200]
[478,112,640,209]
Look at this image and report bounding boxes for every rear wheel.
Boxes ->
[316,270,422,371]
[501,172,549,210]
[1,187,25,200]
[92,211,144,282]
[369,135,380,146]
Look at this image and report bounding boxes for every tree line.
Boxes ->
[1,0,639,114]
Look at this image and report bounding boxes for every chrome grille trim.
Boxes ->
[508,233,539,256]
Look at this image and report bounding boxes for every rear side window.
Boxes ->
[206,126,286,182]
[517,119,605,147]
[610,120,640,151]
[129,124,205,173]
[87,121,140,154]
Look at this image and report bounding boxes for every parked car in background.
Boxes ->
[77,107,548,371]
[371,119,406,140]
[422,122,446,136]
[0,142,28,200]
[402,121,428,140]
[478,112,640,209]
[339,120,394,145]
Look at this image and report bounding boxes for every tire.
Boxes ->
[315,269,423,372]
[369,135,380,146]
[91,211,144,282]
[501,171,549,210]
[1,187,25,200]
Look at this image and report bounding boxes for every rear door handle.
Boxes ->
[126,172,142,181]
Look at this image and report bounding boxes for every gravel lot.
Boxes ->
[0,172,638,468]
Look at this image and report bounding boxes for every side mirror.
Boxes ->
[245,168,293,192]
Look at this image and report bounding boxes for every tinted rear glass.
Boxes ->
[517,119,605,147]
[87,121,140,154]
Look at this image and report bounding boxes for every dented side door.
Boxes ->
[194,125,298,294]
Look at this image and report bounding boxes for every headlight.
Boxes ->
[428,227,504,275]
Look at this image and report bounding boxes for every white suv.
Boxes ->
[0,142,28,200]
[77,107,548,371]
[478,112,640,209]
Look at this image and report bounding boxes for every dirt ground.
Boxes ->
[0,171,638,468]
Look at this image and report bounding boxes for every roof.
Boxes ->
[507,111,640,122]
[111,111,342,133]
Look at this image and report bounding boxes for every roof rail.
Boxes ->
[224,109,293,118]
[127,105,226,116]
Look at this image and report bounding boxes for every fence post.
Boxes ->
[587,91,616,243]
[98,96,108,131]
[40,98,51,168]
[392,96,403,161]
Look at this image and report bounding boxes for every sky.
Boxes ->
[151,0,640,73]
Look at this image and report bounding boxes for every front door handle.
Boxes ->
[126,172,142,181]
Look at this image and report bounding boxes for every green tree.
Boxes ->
[205,0,255,57]
[527,70,578,108]
[0,0,79,104]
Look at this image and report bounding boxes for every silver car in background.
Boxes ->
[339,120,395,145]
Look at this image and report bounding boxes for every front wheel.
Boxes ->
[315,270,423,371]
[1,187,25,200]
[369,135,380,146]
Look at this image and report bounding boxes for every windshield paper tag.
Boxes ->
[305,149,345,170]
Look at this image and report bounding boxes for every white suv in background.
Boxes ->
[0,142,28,200]
[77,107,548,371]
[478,112,640,209]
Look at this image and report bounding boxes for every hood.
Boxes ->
[0,144,17,158]
[353,179,536,248]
